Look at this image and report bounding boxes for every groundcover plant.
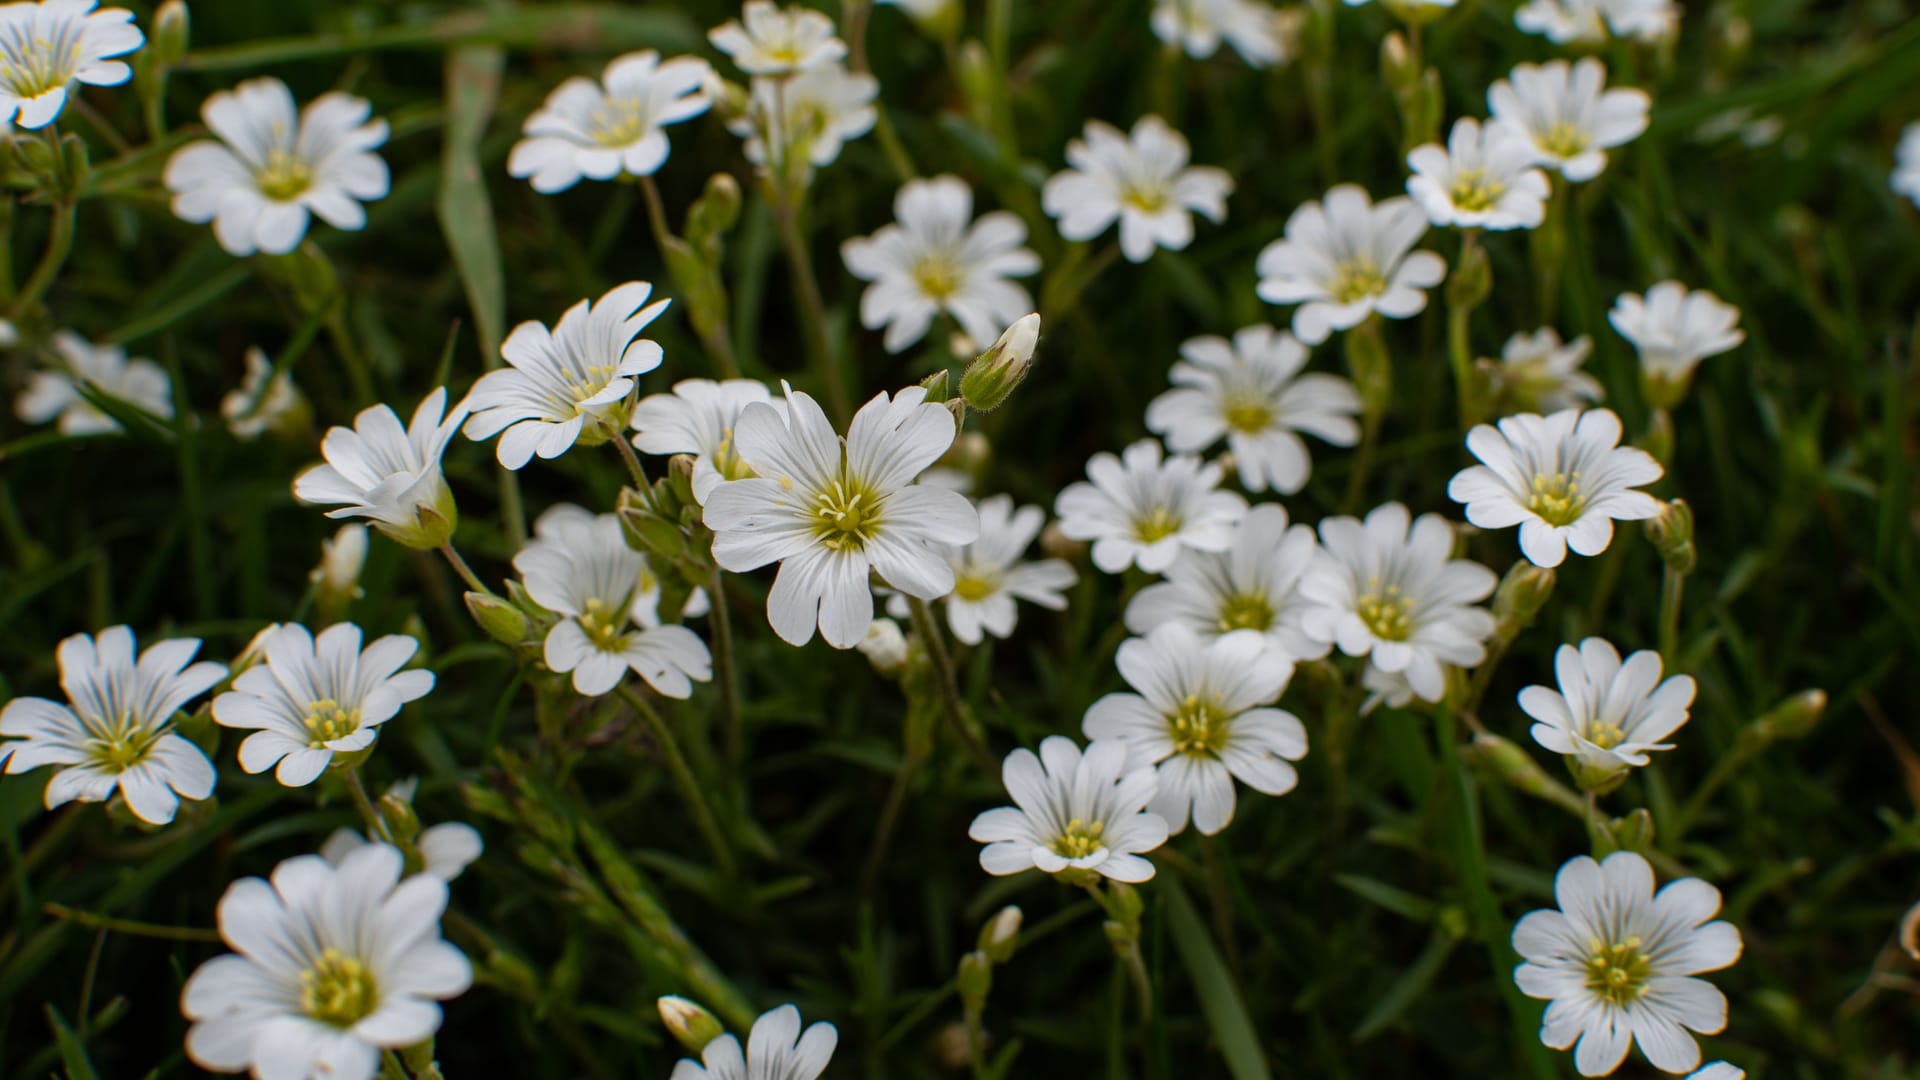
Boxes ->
[0,0,1915,1076]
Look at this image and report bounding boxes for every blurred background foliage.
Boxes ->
[1,0,1919,1076]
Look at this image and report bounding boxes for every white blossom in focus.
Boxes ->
[15,332,172,435]
[918,495,1077,645]
[0,0,141,129]
[1125,503,1328,665]
[669,1003,838,1080]
[1519,637,1695,787]
[293,389,467,550]
[969,736,1170,883]
[631,378,776,503]
[507,51,711,193]
[1255,184,1447,345]
[1043,115,1233,263]
[1054,439,1247,575]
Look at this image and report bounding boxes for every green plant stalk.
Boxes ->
[12,196,75,318]
[1657,562,1685,671]
[1198,832,1243,986]
[344,768,393,842]
[640,176,743,379]
[40,904,220,942]
[617,684,736,877]
[1531,180,1569,326]
[772,193,850,423]
[906,596,998,775]
[708,564,745,770]
[613,431,651,488]
[325,305,378,405]
[438,543,491,596]
[1447,231,1485,428]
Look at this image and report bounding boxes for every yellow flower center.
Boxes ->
[578,597,630,651]
[1583,720,1627,750]
[1122,183,1170,214]
[811,477,884,551]
[1526,471,1587,526]
[712,426,756,482]
[1133,506,1183,544]
[1540,121,1590,160]
[1449,167,1506,212]
[303,698,362,746]
[1169,693,1232,757]
[1051,818,1107,860]
[1357,580,1414,641]
[589,99,648,147]
[256,147,312,201]
[1217,593,1274,633]
[1583,937,1651,1007]
[1222,391,1274,434]
[0,38,82,99]
[911,255,963,300]
[953,573,997,602]
[301,948,379,1027]
[1328,259,1387,304]
[89,724,158,772]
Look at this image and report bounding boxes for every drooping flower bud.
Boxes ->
[1644,498,1695,574]
[978,905,1023,964]
[465,591,530,646]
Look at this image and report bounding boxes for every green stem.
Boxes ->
[12,196,75,317]
[1658,563,1685,671]
[40,903,221,942]
[708,564,745,770]
[1198,832,1242,986]
[344,768,392,843]
[1340,409,1382,515]
[1532,180,1569,326]
[438,542,491,595]
[1447,230,1485,428]
[772,191,850,423]
[906,596,998,775]
[613,431,651,488]
[618,684,736,876]
[326,306,377,405]
[381,1049,411,1080]
[861,740,928,897]
[964,1003,990,1080]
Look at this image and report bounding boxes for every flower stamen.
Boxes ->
[301,948,379,1026]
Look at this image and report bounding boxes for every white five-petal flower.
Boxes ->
[293,388,468,550]
[708,1,846,76]
[1488,59,1650,183]
[1512,852,1741,1077]
[1082,624,1306,835]
[514,505,713,697]
[912,494,1077,646]
[507,51,711,193]
[181,844,473,1080]
[211,623,434,788]
[702,383,979,649]
[1486,327,1603,414]
[1299,502,1497,702]
[969,736,1170,883]
[1125,503,1329,665]
[220,346,305,441]
[1406,117,1552,231]
[0,0,141,129]
[670,1003,838,1080]
[631,378,776,503]
[841,175,1039,353]
[1519,637,1695,786]
[463,281,668,469]
[15,331,172,435]
[1042,115,1234,263]
[1145,324,1361,494]
[0,625,224,825]
[1255,184,1448,345]
[165,77,390,256]
[1151,0,1292,67]
[1447,408,1662,568]
[1054,439,1248,575]
[1607,281,1744,397]
[1895,123,1920,210]
[729,61,877,171]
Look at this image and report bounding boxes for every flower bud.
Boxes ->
[688,173,742,248]
[231,623,282,678]
[154,1,190,67]
[1604,808,1655,855]
[1492,562,1556,642]
[957,950,993,1013]
[918,367,951,403]
[1344,322,1393,417]
[1644,499,1695,574]
[978,905,1023,964]
[657,996,726,1053]
[1446,238,1492,310]
[466,591,530,645]
[1380,32,1418,93]
[667,453,699,508]
[961,314,1040,413]
[1464,733,1587,815]
[857,618,910,678]
[1107,880,1144,924]
[616,486,687,560]
[1901,898,1920,961]
[956,40,995,130]
[1748,688,1825,746]
[377,790,422,846]
[701,70,750,126]
[901,0,962,40]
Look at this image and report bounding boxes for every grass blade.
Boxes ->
[1163,877,1272,1080]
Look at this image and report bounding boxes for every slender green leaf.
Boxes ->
[1163,878,1271,1080]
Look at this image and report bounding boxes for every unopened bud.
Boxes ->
[1380,32,1418,92]
[657,996,725,1053]
[231,623,282,677]
[377,791,422,845]
[1344,322,1392,416]
[1644,499,1695,574]
[154,1,190,67]
[901,0,962,40]
[667,453,699,508]
[465,591,529,645]
[857,618,910,678]
[1749,688,1825,746]
[918,367,950,403]
[1604,808,1655,855]
[1465,733,1587,815]
[688,172,742,244]
[978,905,1023,964]
[616,487,686,559]
[960,314,1039,413]
[957,951,993,1012]
[956,41,995,130]
[1107,881,1144,925]
[312,524,368,602]
[1900,898,1920,961]
[1446,238,1492,310]
[1492,562,1556,641]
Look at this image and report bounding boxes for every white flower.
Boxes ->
[1488,328,1603,413]
[463,281,668,469]
[1255,184,1447,345]
[312,524,369,601]
[0,0,141,129]
[1607,281,1744,392]
[165,77,389,256]
[513,505,713,697]
[1082,625,1305,835]
[670,1003,837,1080]
[1895,123,1920,210]
[0,625,223,825]
[1406,118,1552,231]
[708,1,845,76]
[1516,0,1677,43]
[702,384,979,649]
[220,346,304,441]
[181,844,473,1080]
[632,378,775,503]
[841,175,1040,353]
[1360,662,1423,712]
[1042,115,1233,263]
[507,51,711,193]
[1447,408,1662,568]
[1300,502,1497,702]
[321,781,484,882]
[1688,1065,1744,1080]
[211,623,434,788]
[920,495,1077,646]
[1150,0,1290,67]
[1488,59,1650,183]
[878,0,958,23]
[293,388,468,550]
[1145,324,1360,494]
[731,61,876,169]
[15,331,172,435]
[1519,637,1695,785]
[1512,851,1741,1076]
[1125,503,1328,664]
[856,617,910,676]
[1055,439,1247,575]
[969,736,1170,882]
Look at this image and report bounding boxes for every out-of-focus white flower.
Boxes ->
[916,495,1077,645]
[293,389,467,551]
[0,0,141,129]
[841,175,1039,353]
[1447,408,1662,568]
[1519,637,1695,788]
[220,346,304,441]
[1607,281,1744,401]
[1512,852,1740,1076]
[1360,662,1423,712]
[1516,0,1678,44]
[856,617,910,676]
[507,51,711,193]
[463,282,668,469]
[15,332,172,435]
[1406,118,1552,230]
[1895,123,1920,210]
[1342,0,1456,18]
[1488,59,1650,183]
[670,1003,838,1080]
[1687,1065,1744,1080]
[212,623,433,788]
[1042,115,1233,263]
[708,1,845,76]
[631,378,775,503]
[730,60,876,170]
[312,524,369,601]
[1146,324,1360,494]
[0,626,223,825]
[165,77,389,256]
[1151,0,1291,67]
[1054,439,1247,575]
[969,736,1169,883]
[1486,328,1603,414]
[322,782,484,883]
[1125,503,1328,665]
[1255,184,1446,345]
